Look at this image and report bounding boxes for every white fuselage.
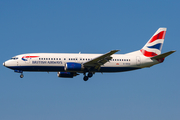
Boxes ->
[3,51,158,73]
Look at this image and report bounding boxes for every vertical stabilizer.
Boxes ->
[140,28,167,57]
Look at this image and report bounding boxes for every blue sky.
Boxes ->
[0,1,179,120]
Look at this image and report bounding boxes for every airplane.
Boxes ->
[3,28,175,81]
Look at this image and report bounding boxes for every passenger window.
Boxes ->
[59,58,61,60]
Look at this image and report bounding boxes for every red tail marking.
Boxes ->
[140,49,157,57]
[156,58,165,63]
[149,31,166,43]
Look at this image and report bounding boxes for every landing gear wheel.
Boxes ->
[88,72,93,78]
[20,74,24,78]
[83,76,88,81]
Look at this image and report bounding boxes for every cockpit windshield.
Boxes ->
[10,57,18,60]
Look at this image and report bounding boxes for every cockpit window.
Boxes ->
[11,57,18,60]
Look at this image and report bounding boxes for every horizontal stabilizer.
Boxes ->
[151,50,176,60]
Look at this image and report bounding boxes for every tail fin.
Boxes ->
[140,28,167,57]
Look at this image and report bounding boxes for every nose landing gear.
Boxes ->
[14,70,24,78]
[20,73,24,78]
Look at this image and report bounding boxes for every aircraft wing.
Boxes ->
[83,50,119,68]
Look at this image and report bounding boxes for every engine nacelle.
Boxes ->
[57,72,76,78]
[64,62,83,71]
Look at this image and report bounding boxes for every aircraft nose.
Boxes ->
[3,62,5,66]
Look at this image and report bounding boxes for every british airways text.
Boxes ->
[32,61,62,64]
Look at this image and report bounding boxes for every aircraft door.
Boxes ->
[136,56,141,66]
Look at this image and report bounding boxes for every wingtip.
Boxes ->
[170,50,176,54]
[113,50,120,52]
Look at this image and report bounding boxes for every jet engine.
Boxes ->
[57,72,79,78]
[64,62,84,71]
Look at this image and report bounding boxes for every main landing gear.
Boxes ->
[83,72,93,81]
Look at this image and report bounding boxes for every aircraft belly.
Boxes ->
[98,67,141,72]
[8,66,65,72]
[8,65,141,73]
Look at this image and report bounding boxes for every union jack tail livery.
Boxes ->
[140,28,167,57]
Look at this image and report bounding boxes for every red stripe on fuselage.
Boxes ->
[22,56,39,58]
[148,31,166,43]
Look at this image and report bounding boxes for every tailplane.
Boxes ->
[140,28,167,57]
[150,50,176,63]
